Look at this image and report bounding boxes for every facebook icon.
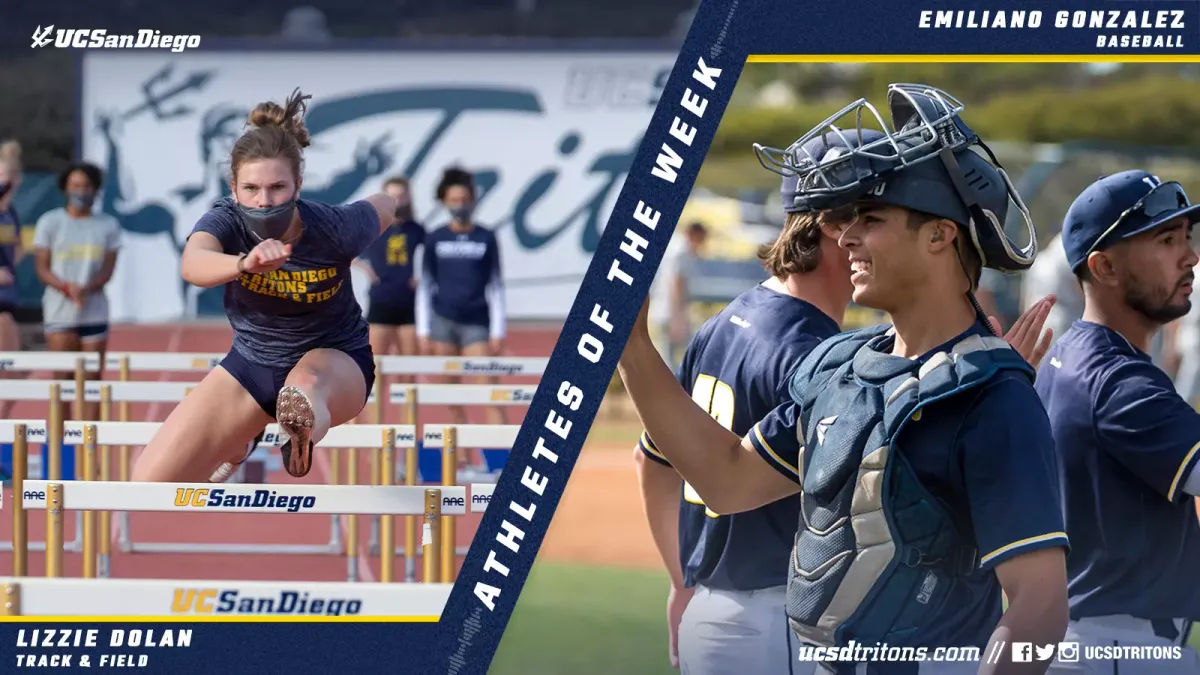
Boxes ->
[1011,643,1033,663]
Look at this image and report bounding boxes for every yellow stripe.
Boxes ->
[1167,440,1200,502]
[639,431,667,461]
[980,532,1069,566]
[753,424,799,476]
[745,55,1200,63]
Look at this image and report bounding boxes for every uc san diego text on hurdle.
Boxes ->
[470,55,723,612]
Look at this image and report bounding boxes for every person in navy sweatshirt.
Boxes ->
[417,167,507,479]
[355,175,427,390]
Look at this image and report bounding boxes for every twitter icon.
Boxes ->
[1035,645,1055,661]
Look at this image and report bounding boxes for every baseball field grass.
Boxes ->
[491,562,677,675]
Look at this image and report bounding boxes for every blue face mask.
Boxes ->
[449,204,473,223]
[67,191,95,210]
[237,199,297,242]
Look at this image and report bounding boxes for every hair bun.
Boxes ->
[248,102,288,129]
[246,88,312,149]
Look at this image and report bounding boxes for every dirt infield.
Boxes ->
[538,439,662,571]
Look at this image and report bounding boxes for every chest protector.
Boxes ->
[783,325,1033,648]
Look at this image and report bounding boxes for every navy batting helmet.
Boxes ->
[753,83,1037,274]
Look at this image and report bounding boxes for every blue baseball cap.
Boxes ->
[1062,170,1200,271]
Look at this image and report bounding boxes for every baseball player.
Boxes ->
[637,131,864,675]
[619,83,1069,674]
[638,130,1058,675]
[1034,170,1200,675]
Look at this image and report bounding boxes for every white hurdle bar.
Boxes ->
[371,383,537,406]
[0,351,547,377]
[0,577,453,617]
[73,421,420,583]
[375,356,547,376]
[0,420,443,583]
[15,471,467,586]
[0,382,337,563]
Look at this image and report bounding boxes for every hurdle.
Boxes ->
[363,354,546,488]
[0,577,453,617]
[0,352,543,581]
[419,424,521,582]
[8,421,473,584]
[363,384,535,560]
[0,379,347,562]
[64,421,421,581]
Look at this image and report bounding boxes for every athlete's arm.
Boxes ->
[31,213,68,293]
[415,236,435,339]
[83,250,118,296]
[180,232,245,288]
[362,193,399,235]
[485,235,506,341]
[634,447,686,587]
[963,376,1069,674]
[83,220,120,296]
[1095,359,1200,502]
[983,548,1069,675]
[618,303,800,515]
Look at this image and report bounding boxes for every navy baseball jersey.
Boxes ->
[0,206,22,307]
[419,224,502,328]
[639,283,840,591]
[750,321,1070,647]
[1035,320,1200,621]
[190,198,379,369]
[360,219,425,310]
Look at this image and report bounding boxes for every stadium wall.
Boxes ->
[8,44,682,322]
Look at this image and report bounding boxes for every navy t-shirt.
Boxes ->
[750,321,1070,648]
[360,219,425,309]
[420,224,501,328]
[190,198,380,368]
[638,284,840,591]
[1035,320,1200,621]
[0,207,22,307]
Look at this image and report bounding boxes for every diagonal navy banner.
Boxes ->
[429,2,752,672]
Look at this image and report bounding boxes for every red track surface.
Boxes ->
[1,322,560,583]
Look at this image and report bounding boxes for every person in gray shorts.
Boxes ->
[32,161,121,421]
[416,167,508,480]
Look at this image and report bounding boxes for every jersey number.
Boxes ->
[687,374,734,518]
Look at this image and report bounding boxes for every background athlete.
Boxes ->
[621,84,1067,674]
[637,132,861,675]
[355,175,427,416]
[1035,170,1200,675]
[0,140,25,420]
[33,160,122,423]
[417,167,507,479]
[131,88,396,483]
